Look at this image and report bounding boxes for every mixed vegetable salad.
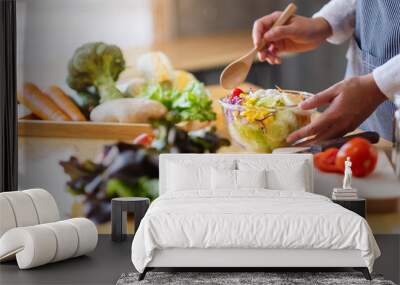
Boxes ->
[220,87,312,153]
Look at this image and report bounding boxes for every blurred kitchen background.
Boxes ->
[16,0,347,93]
[17,0,356,225]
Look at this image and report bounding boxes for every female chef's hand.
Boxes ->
[286,74,387,144]
[252,12,332,64]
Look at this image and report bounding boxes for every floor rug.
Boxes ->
[117,271,395,285]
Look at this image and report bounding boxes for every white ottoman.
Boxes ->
[0,189,98,269]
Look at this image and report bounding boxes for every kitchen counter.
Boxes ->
[18,83,399,234]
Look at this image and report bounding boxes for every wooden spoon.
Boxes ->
[219,3,297,90]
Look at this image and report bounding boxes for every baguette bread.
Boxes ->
[90,98,167,123]
[46,86,86,121]
[18,83,71,121]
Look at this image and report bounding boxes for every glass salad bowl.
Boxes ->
[219,88,314,153]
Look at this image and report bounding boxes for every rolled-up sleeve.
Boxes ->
[373,54,400,101]
[313,0,356,45]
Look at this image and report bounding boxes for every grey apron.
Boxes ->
[345,0,400,141]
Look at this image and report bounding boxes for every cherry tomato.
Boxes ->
[314,148,342,173]
[335,138,377,177]
[229,88,244,104]
[133,133,155,147]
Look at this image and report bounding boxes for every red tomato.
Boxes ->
[229,88,244,104]
[314,148,342,173]
[231,88,243,97]
[335,138,378,177]
[133,133,155,147]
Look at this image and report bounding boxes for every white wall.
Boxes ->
[17,0,153,91]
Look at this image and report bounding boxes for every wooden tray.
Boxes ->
[16,84,254,141]
[18,120,152,140]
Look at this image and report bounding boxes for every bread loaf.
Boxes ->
[90,98,167,123]
[46,86,86,121]
[18,83,71,121]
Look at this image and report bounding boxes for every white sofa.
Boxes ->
[0,189,97,269]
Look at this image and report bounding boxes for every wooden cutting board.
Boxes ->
[314,150,400,212]
[18,120,152,141]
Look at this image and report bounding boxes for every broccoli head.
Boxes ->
[67,42,126,104]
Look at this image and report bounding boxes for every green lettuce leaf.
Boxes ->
[142,81,216,123]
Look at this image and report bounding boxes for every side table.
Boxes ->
[332,198,366,218]
[111,197,150,242]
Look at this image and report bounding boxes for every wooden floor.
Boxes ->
[0,235,399,285]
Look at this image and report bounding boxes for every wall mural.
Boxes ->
[16,0,400,235]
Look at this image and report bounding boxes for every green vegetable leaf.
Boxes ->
[106,178,136,198]
[141,81,216,123]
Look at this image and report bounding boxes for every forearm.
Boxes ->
[313,0,356,45]
[373,54,400,101]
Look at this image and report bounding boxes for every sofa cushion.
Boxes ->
[0,189,60,238]
[23,189,60,224]
[0,218,97,269]
[0,196,17,237]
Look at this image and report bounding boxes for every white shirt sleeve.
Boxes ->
[373,54,400,101]
[312,0,356,45]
